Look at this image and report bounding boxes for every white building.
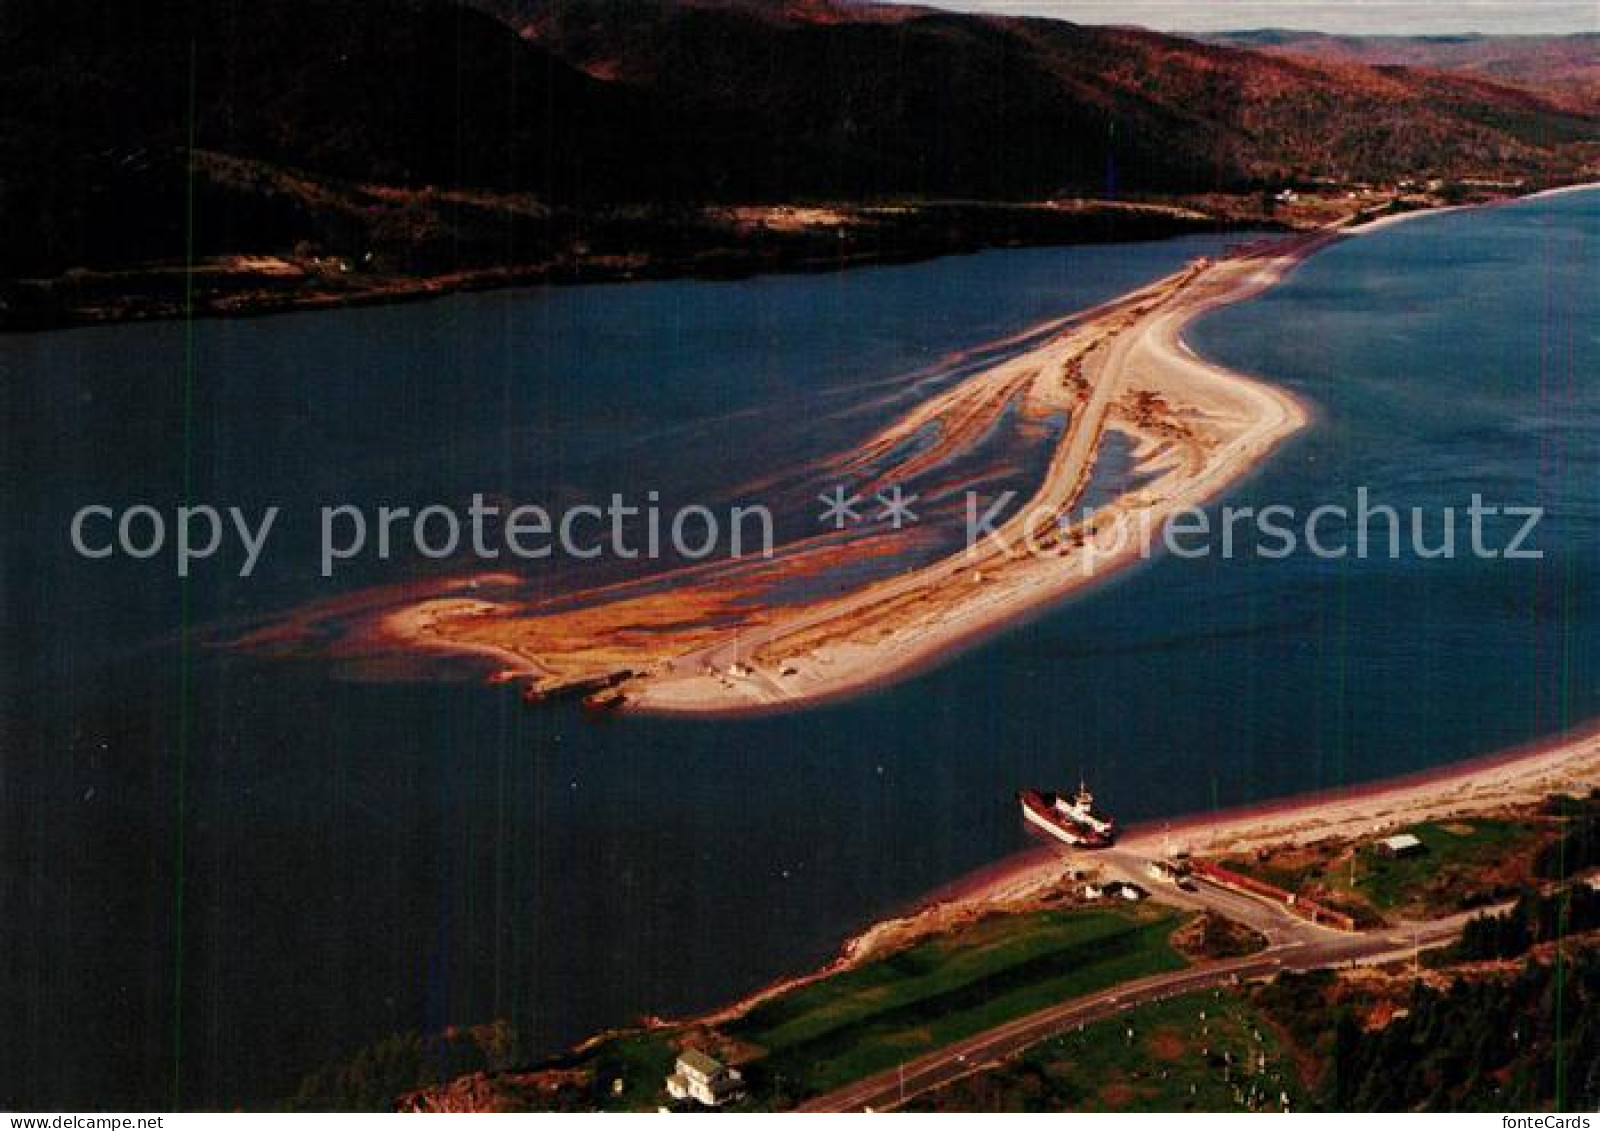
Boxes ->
[1379,833,1425,858]
[665,1050,746,1108]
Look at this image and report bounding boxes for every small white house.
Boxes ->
[666,1050,746,1108]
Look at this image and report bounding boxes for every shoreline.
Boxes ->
[1344,179,1600,235]
[675,716,1600,1033]
[388,231,1328,715]
[383,181,1600,716]
[0,198,1272,334]
[10,185,1591,335]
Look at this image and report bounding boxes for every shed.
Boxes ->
[1378,833,1425,858]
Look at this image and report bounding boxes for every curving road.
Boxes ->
[797,851,1490,1112]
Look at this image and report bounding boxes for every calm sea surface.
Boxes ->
[3,195,1595,1107]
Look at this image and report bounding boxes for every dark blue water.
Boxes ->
[2,197,1594,1109]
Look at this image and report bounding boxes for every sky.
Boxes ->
[892,1,1599,35]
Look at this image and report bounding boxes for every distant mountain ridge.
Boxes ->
[0,0,661,272]
[1,0,1594,280]
[1197,29,1600,113]
[462,0,1595,197]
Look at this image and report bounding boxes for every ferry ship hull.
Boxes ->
[1018,788,1113,849]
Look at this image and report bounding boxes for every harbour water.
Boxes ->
[2,195,1595,1107]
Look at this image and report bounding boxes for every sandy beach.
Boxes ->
[384,229,1340,714]
[368,186,1600,716]
[273,184,1599,714]
[1344,180,1600,235]
[683,718,1600,1023]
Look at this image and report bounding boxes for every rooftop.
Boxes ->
[1382,833,1424,852]
[676,1049,725,1078]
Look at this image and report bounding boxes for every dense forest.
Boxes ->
[1261,948,1600,1111]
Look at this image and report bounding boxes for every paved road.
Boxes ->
[797,852,1487,1112]
[1095,847,1339,946]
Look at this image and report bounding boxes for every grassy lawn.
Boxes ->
[1222,817,1546,921]
[907,988,1304,1112]
[583,1031,683,1112]
[1349,819,1535,912]
[514,905,1190,1109]
[727,906,1188,1098]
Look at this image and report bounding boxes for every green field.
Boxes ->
[908,988,1304,1112]
[727,906,1188,1098]
[1225,817,1542,921]
[1348,819,1535,912]
[583,1031,683,1112]
[536,905,1190,1110]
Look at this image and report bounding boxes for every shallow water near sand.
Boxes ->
[3,195,1596,1106]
